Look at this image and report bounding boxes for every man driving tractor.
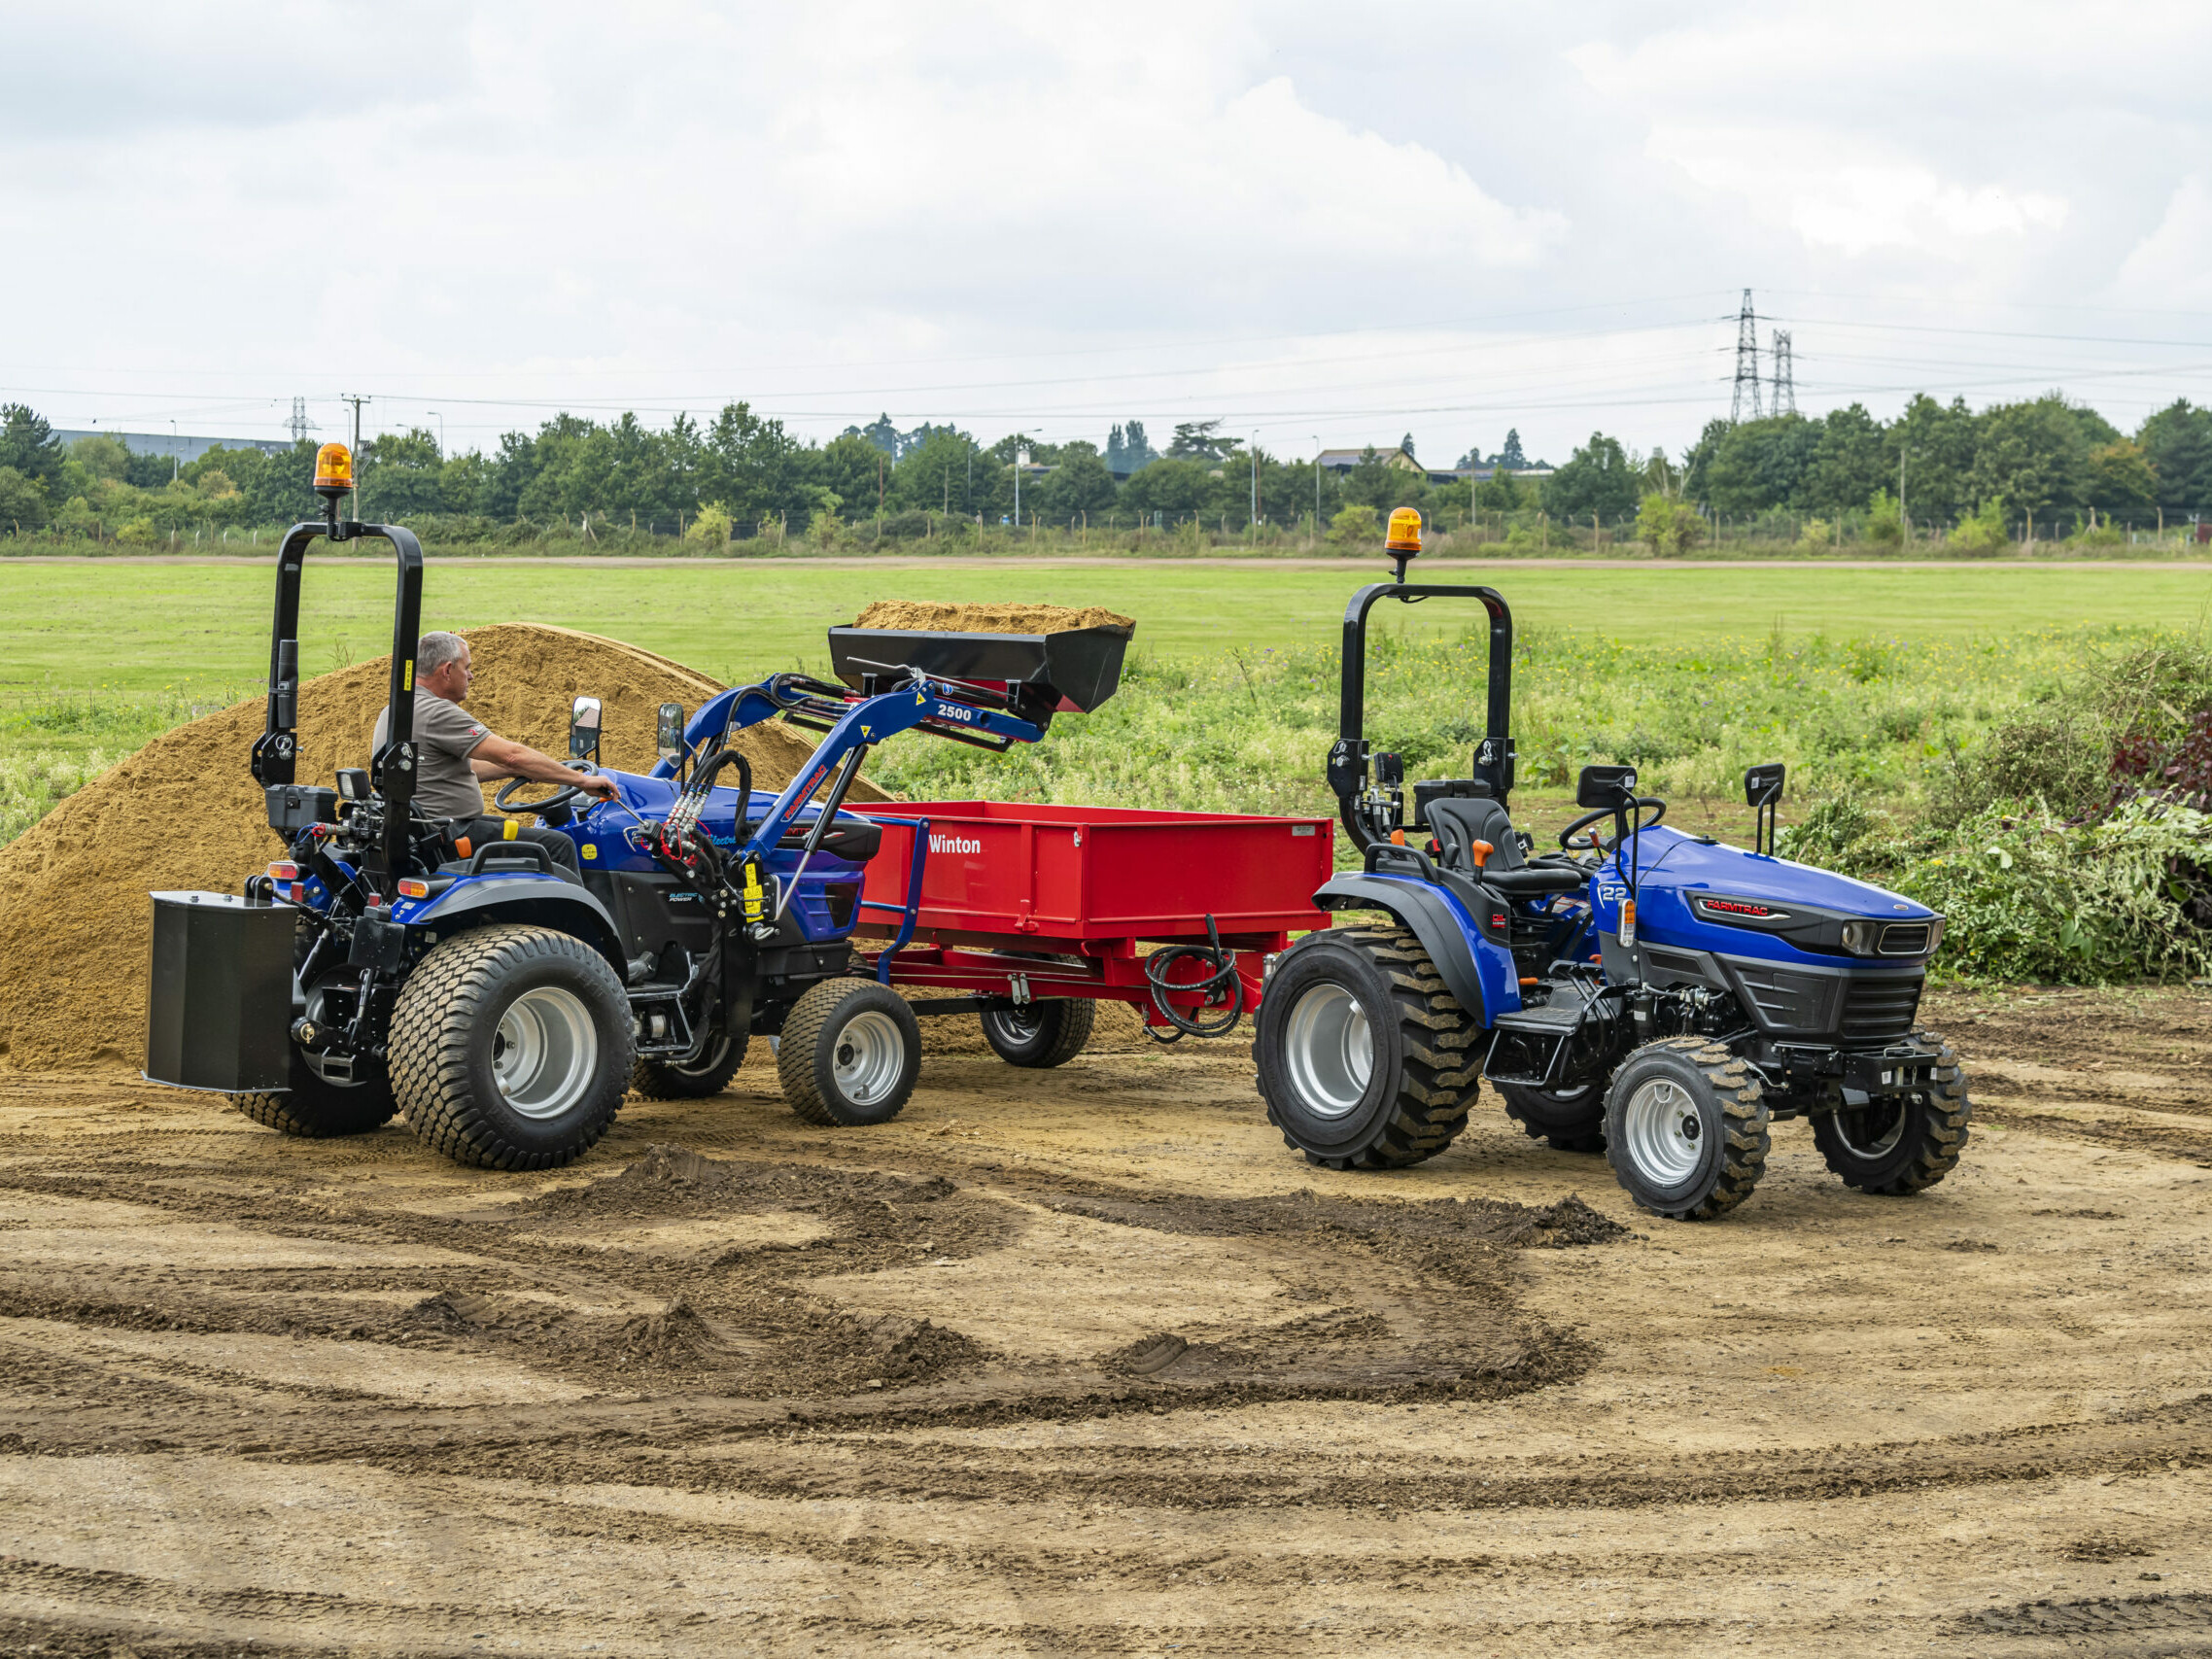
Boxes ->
[369,630,615,874]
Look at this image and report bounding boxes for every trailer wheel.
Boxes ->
[1252,925,1478,1171]
[778,979,921,1126]
[1604,1037,1770,1221]
[1495,1079,1607,1154]
[231,1047,397,1139]
[390,924,634,1171]
[632,1030,749,1099]
[1813,1031,1972,1195]
[980,999,1096,1068]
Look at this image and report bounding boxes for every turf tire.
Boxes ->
[1252,924,1479,1171]
[1812,1030,1972,1194]
[979,998,1096,1068]
[632,1030,749,1099]
[389,923,634,1171]
[1495,1079,1607,1154]
[230,1045,398,1138]
[778,979,922,1126]
[1604,1037,1770,1221]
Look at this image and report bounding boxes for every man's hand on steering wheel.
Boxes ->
[493,760,614,815]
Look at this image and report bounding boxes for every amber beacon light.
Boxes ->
[314,442,354,496]
[1384,505,1423,578]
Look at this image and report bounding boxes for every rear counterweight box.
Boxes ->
[146,891,294,1092]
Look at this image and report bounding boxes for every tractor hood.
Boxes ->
[1632,828,1935,919]
[1616,825,1942,968]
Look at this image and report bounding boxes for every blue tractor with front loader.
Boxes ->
[144,444,1125,1168]
[1252,515,1971,1220]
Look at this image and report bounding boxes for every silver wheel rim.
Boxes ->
[1283,983,1373,1119]
[833,1009,906,1106]
[1622,1077,1706,1186]
[492,986,598,1121]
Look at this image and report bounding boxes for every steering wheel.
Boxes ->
[495,760,599,816]
[1558,798,1667,850]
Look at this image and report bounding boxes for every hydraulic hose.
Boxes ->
[1142,914,1245,1043]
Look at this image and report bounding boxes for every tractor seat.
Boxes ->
[1426,796,1525,873]
[1426,798,1583,896]
[1484,864,1586,897]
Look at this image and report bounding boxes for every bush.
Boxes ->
[1635,494,1702,557]
[1865,488,1903,547]
[1952,500,2008,555]
[1328,503,1380,545]
[684,501,733,547]
[1784,793,2211,984]
[1795,518,1832,550]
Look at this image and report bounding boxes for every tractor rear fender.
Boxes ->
[408,877,627,973]
[1311,874,1518,1025]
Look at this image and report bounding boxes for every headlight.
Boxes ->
[1926,916,1946,954]
[1840,918,1880,954]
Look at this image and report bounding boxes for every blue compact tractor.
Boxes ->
[1252,551,1970,1220]
[144,452,1124,1169]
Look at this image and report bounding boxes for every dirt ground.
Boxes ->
[3,986,2210,1657]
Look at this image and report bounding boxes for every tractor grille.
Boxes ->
[1840,975,1923,1042]
[1880,922,1932,955]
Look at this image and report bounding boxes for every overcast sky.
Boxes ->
[6,1,2212,465]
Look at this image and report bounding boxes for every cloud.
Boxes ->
[2112,175,2212,308]
[3,1,2211,465]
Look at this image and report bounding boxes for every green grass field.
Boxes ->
[4,557,2206,981]
[5,558,2206,697]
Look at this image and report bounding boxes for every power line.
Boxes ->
[1730,289,1763,423]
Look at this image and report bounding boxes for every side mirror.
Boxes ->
[1576,764,1638,810]
[335,768,371,802]
[656,703,686,767]
[569,695,603,761]
[1745,762,1785,856]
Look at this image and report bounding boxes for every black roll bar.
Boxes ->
[250,518,426,898]
[1329,581,1514,852]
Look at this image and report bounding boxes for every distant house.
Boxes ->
[1431,464,1556,487]
[55,429,292,465]
[1315,446,1423,475]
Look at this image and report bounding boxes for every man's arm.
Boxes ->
[468,735,617,797]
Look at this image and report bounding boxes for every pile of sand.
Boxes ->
[0,624,881,1071]
[852,603,1134,637]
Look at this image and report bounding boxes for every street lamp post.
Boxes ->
[170,420,179,481]
[1312,435,1323,536]
[428,410,445,458]
[1899,446,1911,540]
[1250,434,1259,533]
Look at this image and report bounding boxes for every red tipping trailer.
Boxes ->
[851,800,1334,1032]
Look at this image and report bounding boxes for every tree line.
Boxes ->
[4,388,2211,545]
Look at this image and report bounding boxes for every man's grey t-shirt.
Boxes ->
[370,692,494,819]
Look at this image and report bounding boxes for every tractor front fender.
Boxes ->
[1312,873,1516,1025]
[409,877,627,974]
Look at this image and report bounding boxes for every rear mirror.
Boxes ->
[1576,764,1638,810]
[1746,762,1785,856]
[656,703,686,766]
[569,695,603,760]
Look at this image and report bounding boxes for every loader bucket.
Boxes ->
[826,626,1128,715]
